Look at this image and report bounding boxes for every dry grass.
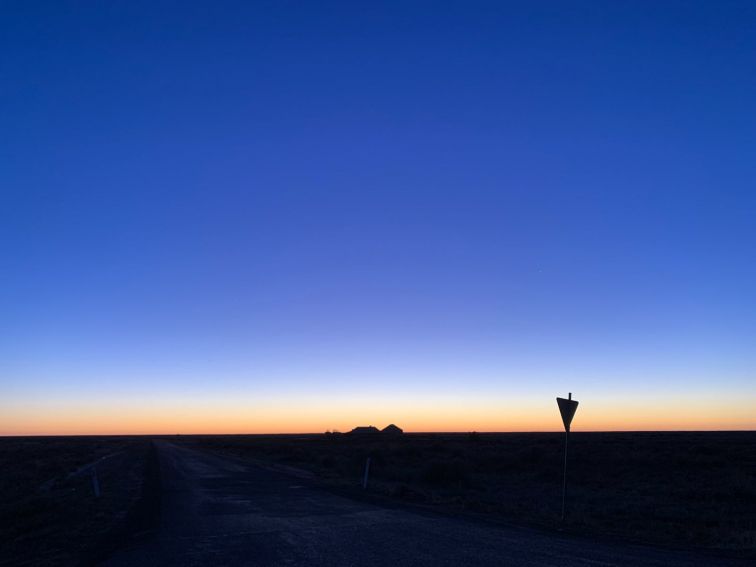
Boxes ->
[0,437,149,566]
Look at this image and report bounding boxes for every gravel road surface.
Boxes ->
[103,441,744,566]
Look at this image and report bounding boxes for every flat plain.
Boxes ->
[0,432,753,565]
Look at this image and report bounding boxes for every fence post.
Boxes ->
[362,456,371,489]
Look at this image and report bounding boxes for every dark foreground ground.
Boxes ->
[184,432,756,552]
[0,432,753,565]
[0,436,154,565]
[103,440,750,566]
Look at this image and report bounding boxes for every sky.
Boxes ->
[2,1,755,435]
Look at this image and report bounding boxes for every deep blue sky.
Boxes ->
[2,2,754,433]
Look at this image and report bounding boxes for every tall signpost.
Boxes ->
[556,392,579,521]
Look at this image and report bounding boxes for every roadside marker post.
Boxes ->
[362,456,371,490]
[556,392,579,521]
[91,466,101,498]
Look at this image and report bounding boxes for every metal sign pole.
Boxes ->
[561,428,568,521]
[556,392,578,522]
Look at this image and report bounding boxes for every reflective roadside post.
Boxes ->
[556,392,578,521]
[91,465,101,498]
[362,456,371,490]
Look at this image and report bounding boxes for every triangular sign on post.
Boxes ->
[556,393,579,432]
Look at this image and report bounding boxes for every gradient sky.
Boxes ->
[2,1,755,435]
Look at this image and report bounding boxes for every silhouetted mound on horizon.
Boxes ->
[382,424,403,435]
[346,424,404,436]
[349,425,380,435]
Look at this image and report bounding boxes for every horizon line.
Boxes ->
[3,428,755,438]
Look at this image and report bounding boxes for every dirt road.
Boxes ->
[103,441,743,566]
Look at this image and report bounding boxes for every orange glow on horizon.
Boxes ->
[2,395,754,436]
